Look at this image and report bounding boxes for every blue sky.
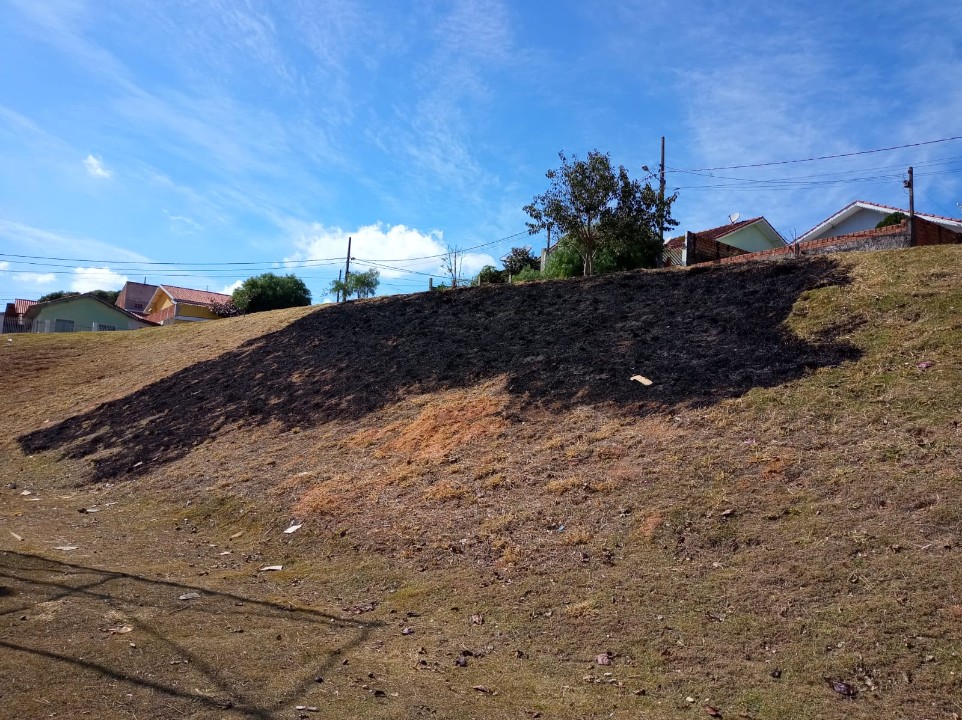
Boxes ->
[2,0,961,304]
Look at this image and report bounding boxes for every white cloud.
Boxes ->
[15,272,56,285]
[285,221,497,285]
[219,280,243,295]
[71,267,128,292]
[0,261,9,271]
[84,154,112,179]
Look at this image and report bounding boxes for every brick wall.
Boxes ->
[689,235,749,265]
[712,217,959,266]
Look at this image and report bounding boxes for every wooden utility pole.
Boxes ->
[658,136,666,267]
[335,269,342,303]
[905,167,915,246]
[342,236,352,302]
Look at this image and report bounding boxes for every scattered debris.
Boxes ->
[19,490,32,496]
[107,625,134,634]
[401,627,415,635]
[283,524,303,535]
[916,361,935,370]
[178,592,201,601]
[10,532,23,542]
[704,705,722,717]
[770,669,782,679]
[78,507,99,513]
[630,374,653,386]
[343,601,378,614]
[230,531,243,538]
[259,565,283,572]
[826,678,857,698]
[294,706,319,712]
[53,545,79,551]
[472,685,494,694]
[471,613,484,625]
[686,696,696,703]
[455,656,468,667]
[218,551,231,556]
[596,652,612,666]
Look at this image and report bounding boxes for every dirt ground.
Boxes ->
[3,248,962,719]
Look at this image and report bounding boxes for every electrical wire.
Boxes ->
[676,134,962,172]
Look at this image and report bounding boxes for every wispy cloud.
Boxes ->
[14,272,56,285]
[0,219,152,263]
[71,266,128,292]
[0,261,8,271]
[84,154,112,179]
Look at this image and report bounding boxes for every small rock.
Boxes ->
[686,696,696,703]
[401,627,414,635]
[471,613,484,625]
[178,592,201,601]
[770,669,782,679]
[596,653,612,666]
[455,656,468,667]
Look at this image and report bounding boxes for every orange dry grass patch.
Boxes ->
[352,383,509,461]
[636,513,664,541]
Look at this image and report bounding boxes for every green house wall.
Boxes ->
[31,296,151,332]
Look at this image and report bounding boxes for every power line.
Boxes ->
[676,134,962,172]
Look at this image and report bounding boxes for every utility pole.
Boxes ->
[658,136,666,267]
[335,269,342,303]
[342,236,352,302]
[905,167,915,246]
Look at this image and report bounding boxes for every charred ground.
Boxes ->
[20,257,856,481]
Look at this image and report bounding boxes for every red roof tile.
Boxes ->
[664,217,765,249]
[14,299,36,315]
[159,285,232,307]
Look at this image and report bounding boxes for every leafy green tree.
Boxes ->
[329,269,380,301]
[524,150,676,275]
[876,211,907,229]
[501,247,540,276]
[232,273,311,313]
[542,236,583,279]
[38,290,80,302]
[475,265,507,285]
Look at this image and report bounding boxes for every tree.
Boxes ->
[876,211,907,229]
[441,246,466,288]
[37,289,120,303]
[524,150,676,275]
[232,273,311,313]
[329,269,380,301]
[501,247,540,276]
[475,265,507,285]
[38,290,80,302]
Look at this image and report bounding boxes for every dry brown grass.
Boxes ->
[4,247,962,719]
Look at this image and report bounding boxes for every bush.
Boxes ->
[232,273,311,313]
[876,211,907,229]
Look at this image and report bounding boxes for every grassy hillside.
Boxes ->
[1,246,961,719]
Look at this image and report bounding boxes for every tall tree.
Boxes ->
[328,269,380,301]
[524,150,676,275]
[232,273,311,313]
[501,247,540,276]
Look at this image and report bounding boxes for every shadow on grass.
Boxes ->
[0,551,381,719]
[19,258,859,481]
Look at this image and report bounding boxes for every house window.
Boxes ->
[54,319,75,332]
[97,324,117,332]
[133,303,144,310]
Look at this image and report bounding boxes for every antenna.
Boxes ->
[728,212,740,224]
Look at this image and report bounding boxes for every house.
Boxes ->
[143,284,232,325]
[2,299,37,333]
[664,216,787,266]
[115,281,159,319]
[797,201,962,244]
[23,293,157,333]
